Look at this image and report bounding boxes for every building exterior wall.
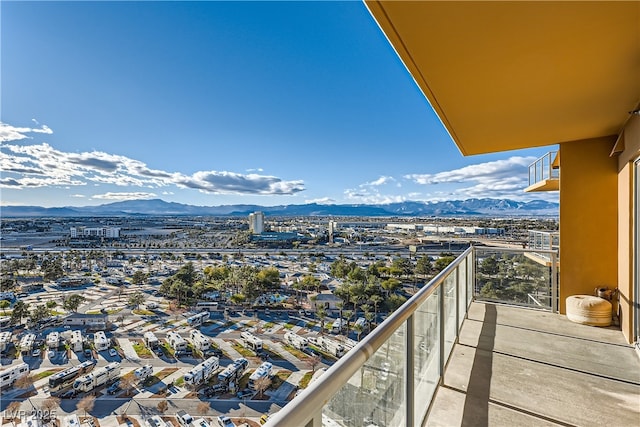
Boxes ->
[616,114,640,343]
[559,137,618,316]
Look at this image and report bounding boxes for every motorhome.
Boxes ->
[143,331,159,349]
[46,331,59,349]
[167,331,187,352]
[331,318,346,334]
[184,356,219,386]
[49,360,95,388]
[0,331,12,352]
[19,333,36,354]
[217,357,248,384]
[70,330,83,352]
[240,331,263,352]
[186,311,209,326]
[189,330,211,352]
[248,361,273,390]
[134,364,153,381]
[73,361,120,392]
[284,331,308,350]
[0,363,29,388]
[315,336,346,358]
[94,331,110,351]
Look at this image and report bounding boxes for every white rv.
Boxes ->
[134,364,153,381]
[167,331,187,352]
[186,311,209,326]
[240,331,263,351]
[284,331,308,350]
[316,336,346,357]
[0,331,12,352]
[144,331,159,349]
[183,356,219,386]
[73,361,120,392]
[248,361,273,390]
[19,333,36,354]
[0,362,29,388]
[217,357,249,384]
[94,331,109,351]
[46,331,60,349]
[189,330,211,352]
[70,330,83,352]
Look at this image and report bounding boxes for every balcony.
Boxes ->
[266,246,639,426]
[525,151,560,192]
[527,230,560,266]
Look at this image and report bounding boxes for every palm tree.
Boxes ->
[316,306,327,335]
[353,323,364,341]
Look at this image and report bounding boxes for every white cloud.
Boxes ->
[304,197,335,205]
[343,188,407,204]
[405,156,534,186]
[1,122,306,196]
[0,122,53,142]
[363,176,395,187]
[92,192,157,201]
[70,194,85,198]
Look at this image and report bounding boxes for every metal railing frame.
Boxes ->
[265,246,558,427]
[528,151,559,186]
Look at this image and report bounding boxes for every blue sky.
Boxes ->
[1,1,557,208]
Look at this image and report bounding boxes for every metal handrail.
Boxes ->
[265,246,473,427]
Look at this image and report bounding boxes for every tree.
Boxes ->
[15,374,34,389]
[131,271,147,285]
[253,375,272,398]
[434,255,456,272]
[197,402,210,416]
[415,256,433,277]
[63,294,86,312]
[29,304,50,324]
[46,300,57,310]
[5,401,22,425]
[10,300,29,325]
[77,395,96,418]
[128,291,145,309]
[307,353,322,373]
[0,300,10,315]
[119,375,136,397]
[316,306,327,335]
[353,323,364,341]
[41,396,61,420]
[157,400,168,414]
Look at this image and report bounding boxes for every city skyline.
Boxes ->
[1,1,558,208]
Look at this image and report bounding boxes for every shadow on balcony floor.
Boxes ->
[426,302,640,427]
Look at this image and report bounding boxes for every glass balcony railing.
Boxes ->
[266,246,559,427]
[528,151,559,188]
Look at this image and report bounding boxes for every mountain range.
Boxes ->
[0,198,558,218]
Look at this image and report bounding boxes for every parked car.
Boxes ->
[107,381,120,395]
[236,389,254,399]
[59,389,77,399]
[84,349,93,358]
[176,410,193,427]
[31,348,41,357]
[109,348,118,357]
[216,416,234,427]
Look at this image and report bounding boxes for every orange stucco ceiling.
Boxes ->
[365,1,640,156]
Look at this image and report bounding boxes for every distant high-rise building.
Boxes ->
[328,220,338,243]
[248,211,265,234]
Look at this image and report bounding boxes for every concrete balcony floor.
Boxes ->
[426,302,640,427]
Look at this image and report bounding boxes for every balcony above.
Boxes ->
[525,151,560,192]
[426,302,640,426]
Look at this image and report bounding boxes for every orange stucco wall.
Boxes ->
[559,137,618,315]
[617,115,640,343]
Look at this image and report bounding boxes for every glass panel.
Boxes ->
[458,264,466,328]
[323,323,406,427]
[467,255,473,305]
[414,288,440,423]
[443,274,457,359]
[474,248,553,310]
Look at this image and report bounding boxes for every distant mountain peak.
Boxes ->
[0,198,558,218]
